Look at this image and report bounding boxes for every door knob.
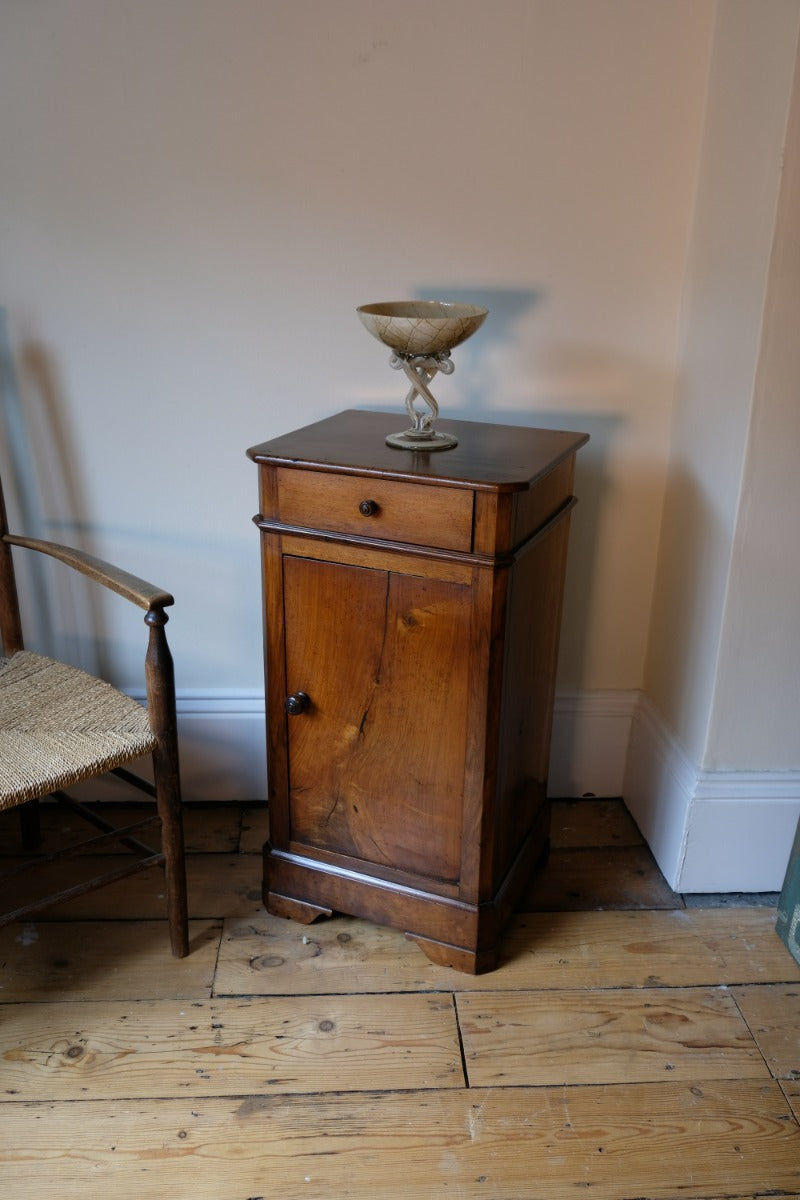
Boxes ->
[285,691,310,716]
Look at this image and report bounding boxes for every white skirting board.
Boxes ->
[623,693,800,893]
[547,690,638,798]
[174,690,268,801]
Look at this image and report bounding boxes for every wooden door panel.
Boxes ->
[283,555,471,883]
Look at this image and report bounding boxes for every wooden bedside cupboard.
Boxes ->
[247,409,588,973]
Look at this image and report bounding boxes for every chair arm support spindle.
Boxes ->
[144,606,189,957]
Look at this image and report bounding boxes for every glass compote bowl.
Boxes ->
[357,300,488,450]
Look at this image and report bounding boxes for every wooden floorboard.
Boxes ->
[1,854,263,920]
[503,908,800,988]
[732,983,800,1079]
[1,798,798,1199]
[0,993,463,1100]
[0,920,221,1001]
[549,797,645,848]
[238,802,269,853]
[519,844,683,910]
[457,987,770,1087]
[0,800,245,855]
[1,1083,799,1199]
[784,1079,800,1122]
[213,907,800,995]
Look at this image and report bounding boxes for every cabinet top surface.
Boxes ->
[248,410,589,491]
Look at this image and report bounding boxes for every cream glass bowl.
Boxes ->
[356,300,487,357]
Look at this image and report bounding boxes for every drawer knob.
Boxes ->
[285,691,310,716]
[358,499,379,517]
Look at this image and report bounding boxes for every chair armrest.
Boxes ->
[3,534,174,611]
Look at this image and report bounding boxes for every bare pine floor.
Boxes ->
[1,798,799,1199]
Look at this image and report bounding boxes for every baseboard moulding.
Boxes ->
[624,691,800,892]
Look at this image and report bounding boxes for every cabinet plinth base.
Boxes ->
[264,878,499,974]
[262,809,549,974]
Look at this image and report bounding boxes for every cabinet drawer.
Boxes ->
[276,468,474,552]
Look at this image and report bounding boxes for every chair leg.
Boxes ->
[152,748,189,958]
[19,798,41,850]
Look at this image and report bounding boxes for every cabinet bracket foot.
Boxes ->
[265,891,333,924]
[405,931,498,975]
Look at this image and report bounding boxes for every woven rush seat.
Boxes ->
[0,650,157,809]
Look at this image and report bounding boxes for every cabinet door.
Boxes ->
[282,554,472,884]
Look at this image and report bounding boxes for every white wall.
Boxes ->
[641,0,799,767]
[706,34,800,773]
[0,0,716,802]
[625,0,800,890]
[7,0,798,883]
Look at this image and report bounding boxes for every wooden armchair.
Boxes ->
[0,471,189,956]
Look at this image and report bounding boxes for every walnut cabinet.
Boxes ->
[248,410,588,973]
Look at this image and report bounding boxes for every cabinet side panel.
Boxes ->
[458,565,509,904]
[492,510,573,887]
[511,458,575,547]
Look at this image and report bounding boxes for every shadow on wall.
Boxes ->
[643,462,724,759]
[350,287,545,415]
[0,315,265,690]
[353,286,622,701]
[1,312,59,660]
[0,310,111,673]
[415,285,546,417]
[0,313,90,539]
